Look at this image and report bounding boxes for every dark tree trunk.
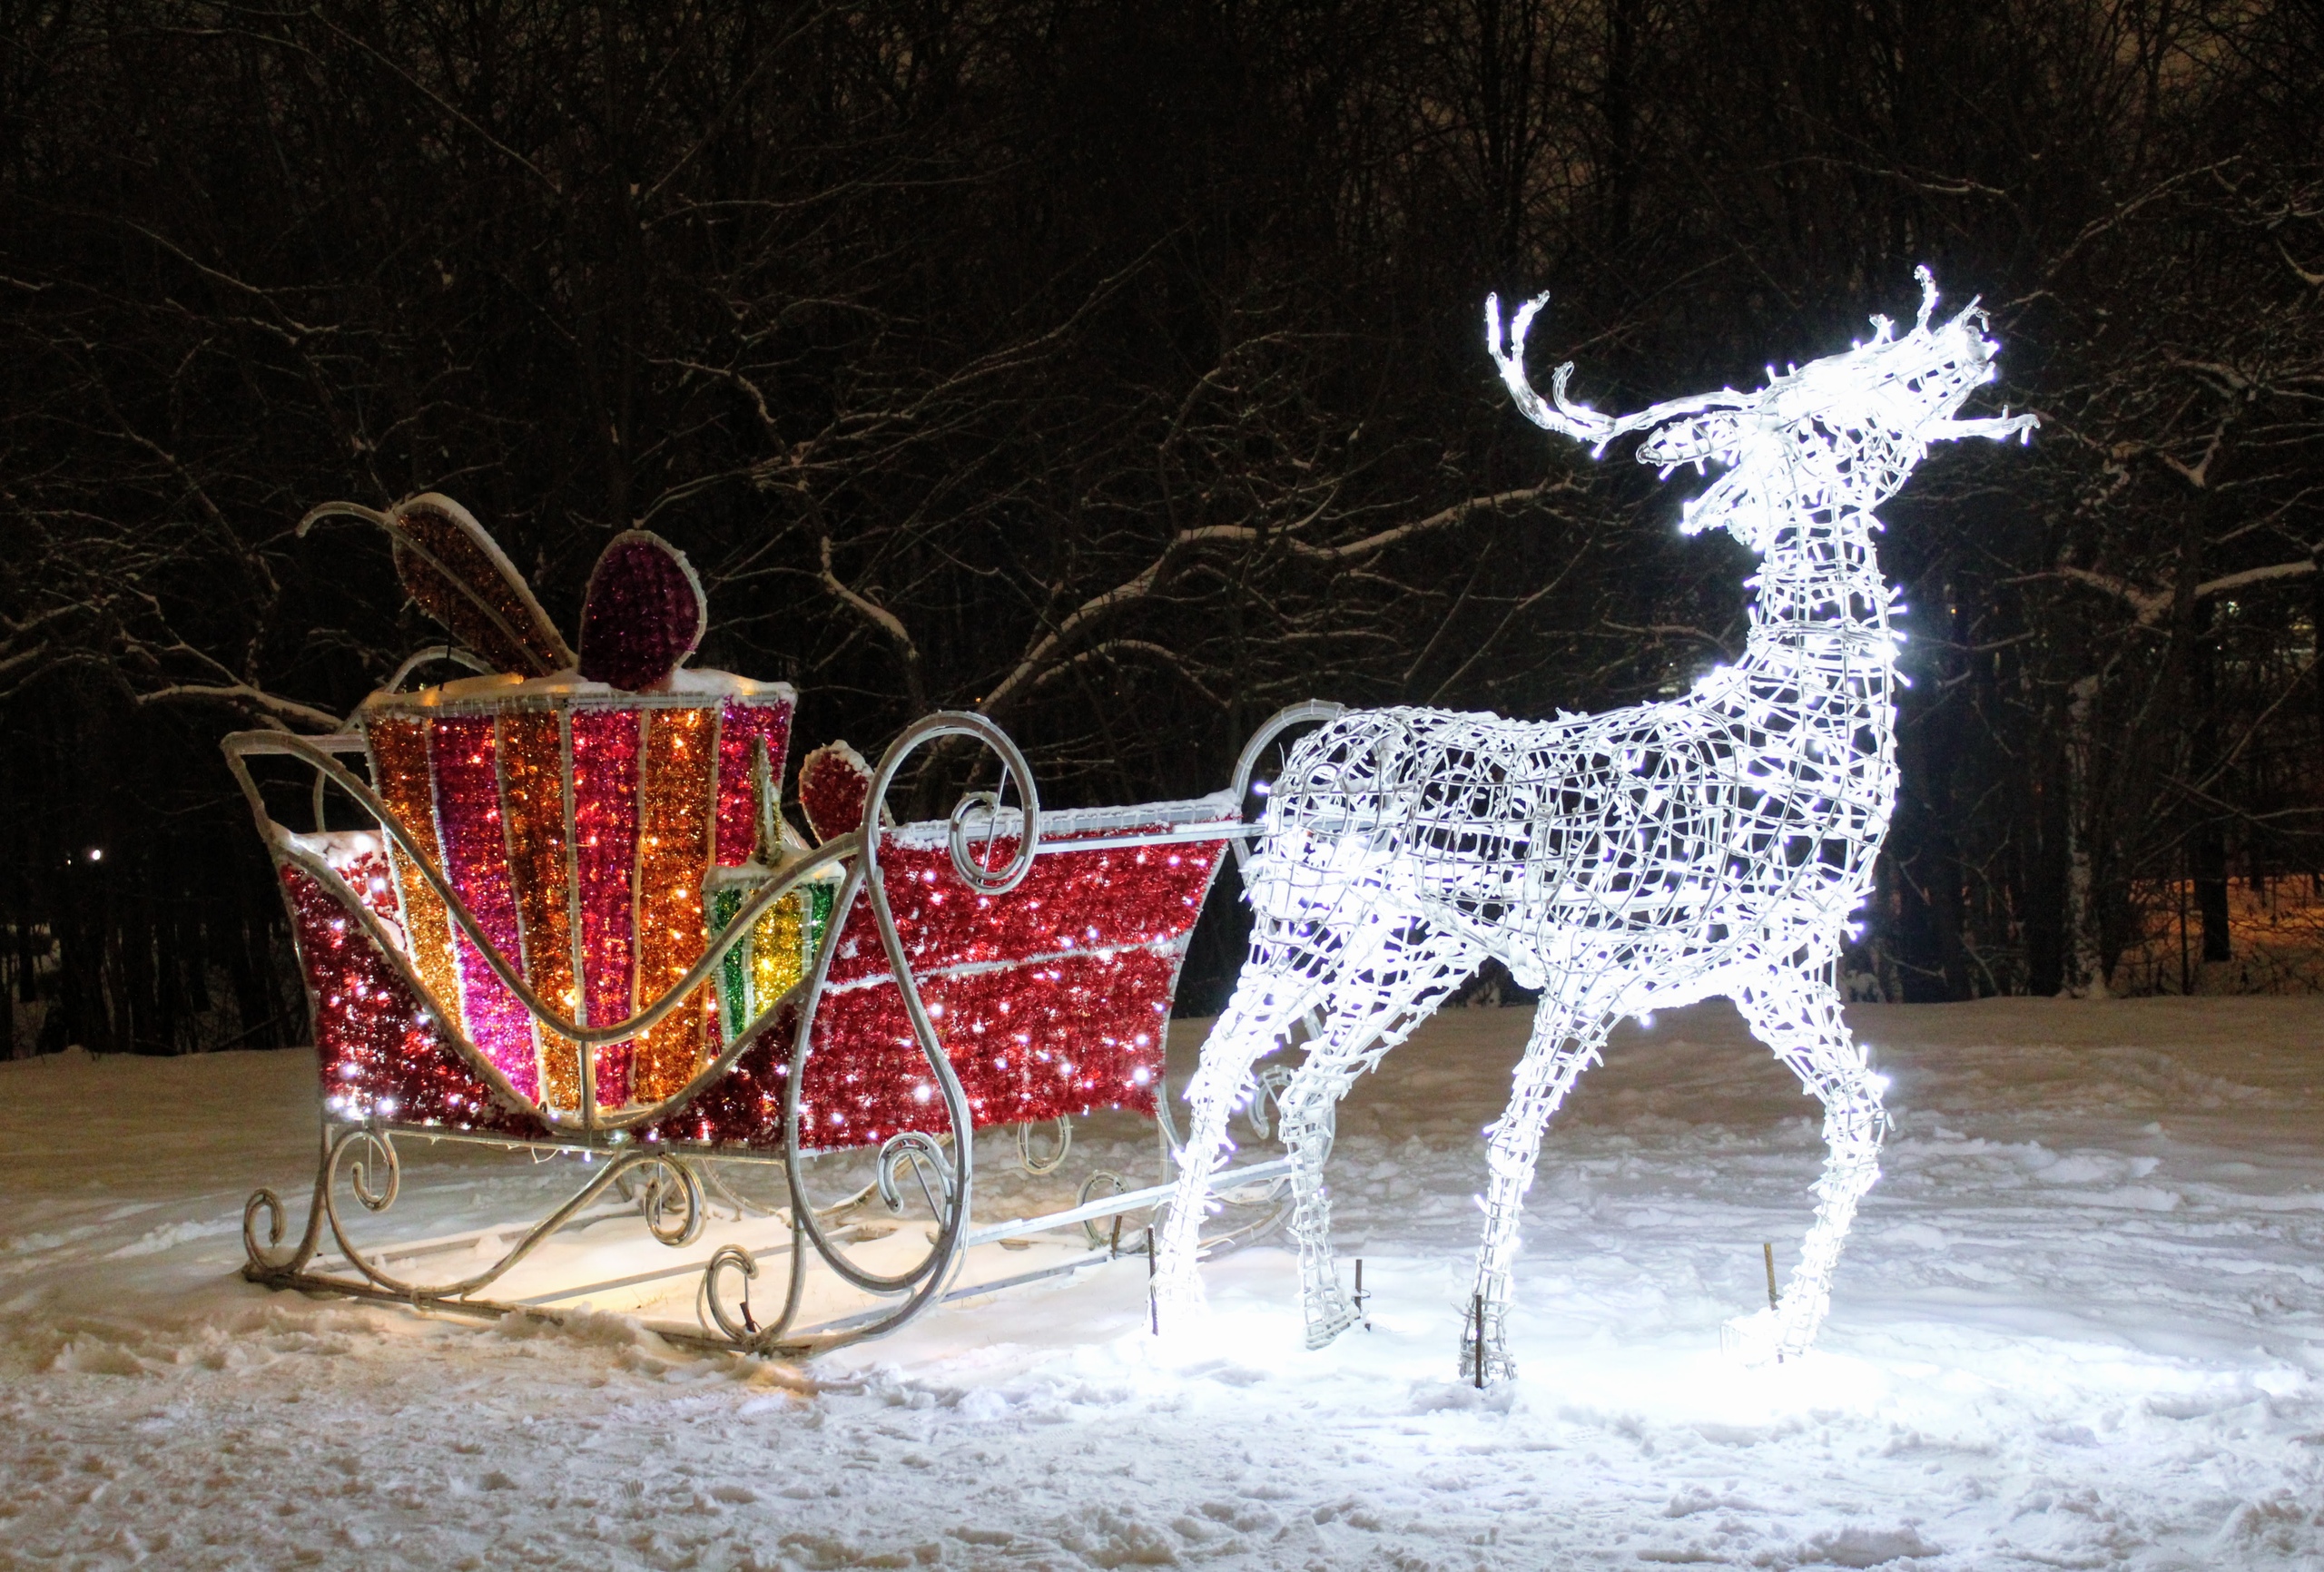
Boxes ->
[2190,578,2232,968]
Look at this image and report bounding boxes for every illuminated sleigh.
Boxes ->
[228,496,1315,1353]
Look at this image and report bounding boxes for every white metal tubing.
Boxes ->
[965,1156,1293,1250]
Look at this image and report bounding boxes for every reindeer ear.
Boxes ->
[1913,265,1940,330]
[577,530,707,692]
[300,493,575,676]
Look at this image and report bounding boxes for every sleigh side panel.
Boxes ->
[812,816,1234,1142]
[651,800,1236,1151]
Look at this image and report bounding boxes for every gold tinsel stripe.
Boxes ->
[498,707,582,1114]
[631,707,717,1101]
[366,716,466,1043]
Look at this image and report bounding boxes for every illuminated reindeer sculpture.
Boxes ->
[1156,270,2034,1380]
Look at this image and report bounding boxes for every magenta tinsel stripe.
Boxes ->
[428,714,541,1101]
[714,698,793,866]
[571,706,642,1107]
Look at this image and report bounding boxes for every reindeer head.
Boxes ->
[1486,268,2035,555]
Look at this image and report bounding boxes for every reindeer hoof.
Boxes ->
[1458,1335,1515,1386]
[1302,1299,1358,1350]
[1720,1307,1789,1366]
[1150,1260,1208,1319]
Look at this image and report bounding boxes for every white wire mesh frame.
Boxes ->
[1157,269,2036,1380]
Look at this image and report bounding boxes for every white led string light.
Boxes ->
[1156,270,2034,1379]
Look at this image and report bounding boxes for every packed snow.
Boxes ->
[4,997,2321,1569]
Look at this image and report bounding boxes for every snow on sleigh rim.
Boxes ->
[359,663,798,718]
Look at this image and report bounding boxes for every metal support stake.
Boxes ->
[1472,1292,1486,1390]
[1763,1242,1780,1311]
[1353,1258,1370,1330]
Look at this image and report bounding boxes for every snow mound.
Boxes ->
[2,997,2321,1568]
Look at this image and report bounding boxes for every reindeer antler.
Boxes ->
[1488,293,1752,458]
[1485,293,1622,451]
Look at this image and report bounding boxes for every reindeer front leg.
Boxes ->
[1464,990,1615,1384]
[1729,969,1889,1361]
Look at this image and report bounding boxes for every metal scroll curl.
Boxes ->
[635,1154,707,1248]
[243,1180,324,1280]
[312,1134,690,1303]
[1015,1116,1072,1177]
[779,712,1040,1348]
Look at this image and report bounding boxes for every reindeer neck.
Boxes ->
[1735,510,1896,692]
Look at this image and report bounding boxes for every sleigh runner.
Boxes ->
[231,499,1316,1353]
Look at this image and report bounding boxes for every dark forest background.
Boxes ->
[3,0,2319,1055]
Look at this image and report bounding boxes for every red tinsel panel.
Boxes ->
[650,828,1228,1149]
[289,803,1229,1152]
[800,946,1182,1144]
[826,836,1223,987]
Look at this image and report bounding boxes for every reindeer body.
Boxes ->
[1157,271,2033,1379]
[1266,663,1889,994]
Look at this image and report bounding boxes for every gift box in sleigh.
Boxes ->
[228,496,1318,1351]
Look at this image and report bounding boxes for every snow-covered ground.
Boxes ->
[4,997,2321,1570]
